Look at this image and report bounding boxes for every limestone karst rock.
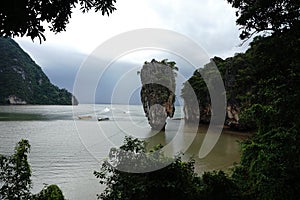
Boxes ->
[181,57,247,130]
[140,59,177,131]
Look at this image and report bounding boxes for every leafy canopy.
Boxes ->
[0,139,32,199]
[223,1,300,197]
[0,0,117,42]
[0,139,65,200]
[33,184,65,200]
[227,0,300,39]
[94,136,240,200]
[232,126,300,199]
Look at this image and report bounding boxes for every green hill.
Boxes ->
[0,37,77,105]
[182,30,300,130]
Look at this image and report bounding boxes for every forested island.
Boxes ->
[0,38,77,105]
[182,30,300,131]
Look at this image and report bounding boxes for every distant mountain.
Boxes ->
[0,37,78,105]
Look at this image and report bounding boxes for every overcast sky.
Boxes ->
[16,0,249,57]
[13,0,252,102]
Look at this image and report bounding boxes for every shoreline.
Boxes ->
[222,127,253,139]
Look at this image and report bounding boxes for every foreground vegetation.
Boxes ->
[94,137,240,200]
[94,131,299,199]
[0,139,65,200]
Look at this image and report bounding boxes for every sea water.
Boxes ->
[0,104,244,199]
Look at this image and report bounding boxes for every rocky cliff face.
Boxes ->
[181,57,245,129]
[0,37,77,105]
[140,59,177,131]
[6,95,27,105]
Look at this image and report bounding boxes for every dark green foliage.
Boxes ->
[182,25,300,129]
[232,127,300,199]
[0,0,117,42]
[181,55,256,126]
[181,69,209,107]
[230,35,300,196]
[95,137,239,200]
[181,3,300,198]
[94,137,198,200]
[227,0,300,39]
[0,140,65,200]
[244,31,300,130]
[199,171,240,200]
[0,139,32,200]
[221,2,300,198]
[0,37,77,105]
[33,184,65,200]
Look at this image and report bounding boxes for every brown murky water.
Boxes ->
[0,105,249,199]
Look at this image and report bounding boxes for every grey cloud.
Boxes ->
[145,0,251,58]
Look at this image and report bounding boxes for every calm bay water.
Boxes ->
[0,105,245,199]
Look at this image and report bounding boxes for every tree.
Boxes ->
[0,139,65,200]
[227,0,300,39]
[94,137,239,200]
[33,184,65,200]
[181,13,300,197]
[223,5,300,197]
[200,171,240,200]
[0,0,117,42]
[232,126,300,199]
[227,33,300,196]
[94,136,199,200]
[0,139,32,199]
